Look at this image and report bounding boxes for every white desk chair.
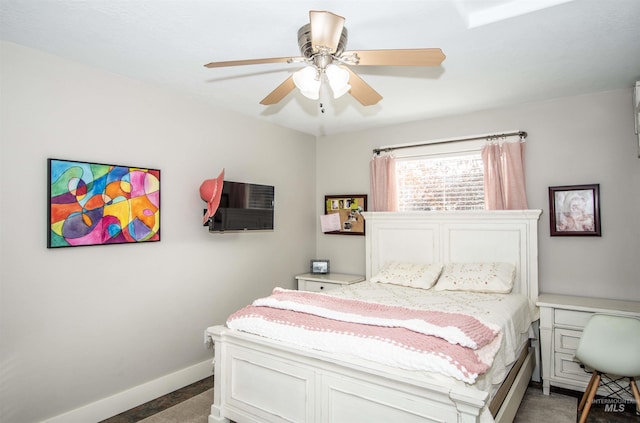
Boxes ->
[574,313,640,423]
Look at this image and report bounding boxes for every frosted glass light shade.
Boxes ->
[326,64,351,99]
[293,67,321,100]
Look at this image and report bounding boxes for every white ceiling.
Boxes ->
[2,0,639,136]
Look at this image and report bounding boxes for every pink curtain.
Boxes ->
[481,141,528,210]
[370,154,398,211]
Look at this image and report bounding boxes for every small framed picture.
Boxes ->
[310,259,330,274]
[549,184,601,236]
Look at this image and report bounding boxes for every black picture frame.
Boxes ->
[48,158,161,247]
[310,259,330,274]
[548,184,601,236]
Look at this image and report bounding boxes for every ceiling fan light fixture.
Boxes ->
[325,64,351,98]
[293,66,321,99]
[204,10,446,107]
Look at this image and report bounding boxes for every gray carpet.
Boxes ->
[137,385,578,423]
[514,387,576,422]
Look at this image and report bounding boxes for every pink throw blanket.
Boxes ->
[227,288,503,384]
[255,287,499,349]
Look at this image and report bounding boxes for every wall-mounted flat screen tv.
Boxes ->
[208,181,274,232]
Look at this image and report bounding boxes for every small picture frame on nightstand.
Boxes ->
[310,259,330,274]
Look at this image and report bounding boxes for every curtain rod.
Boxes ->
[373,131,527,155]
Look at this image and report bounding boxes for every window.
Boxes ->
[396,149,485,211]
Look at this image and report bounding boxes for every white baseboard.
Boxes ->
[42,359,213,423]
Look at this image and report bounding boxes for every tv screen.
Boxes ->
[208,181,274,232]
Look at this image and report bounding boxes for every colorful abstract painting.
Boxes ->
[48,159,161,248]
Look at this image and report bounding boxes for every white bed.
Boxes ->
[206,210,542,423]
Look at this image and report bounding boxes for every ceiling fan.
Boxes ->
[204,10,446,106]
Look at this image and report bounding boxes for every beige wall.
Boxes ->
[0,42,316,422]
[316,89,640,302]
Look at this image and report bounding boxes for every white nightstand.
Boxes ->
[295,273,365,293]
[536,294,640,395]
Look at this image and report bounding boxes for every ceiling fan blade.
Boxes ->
[346,48,446,66]
[204,57,301,68]
[260,76,296,105]
[344,67,383,106]
[309,10,345,53]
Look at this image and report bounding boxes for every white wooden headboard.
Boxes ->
[362,210,542,301]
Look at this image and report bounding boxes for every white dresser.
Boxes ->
[536,294,640,395]
[295,273,365,292]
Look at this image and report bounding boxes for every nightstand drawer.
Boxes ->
[303,281,336,292]
[555,309,592,328]
[554,328,582,354]
[296,273,365,292]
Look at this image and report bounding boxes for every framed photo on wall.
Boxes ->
[548,184,600,236]
[48,158,161,248]
[323,194,367,235]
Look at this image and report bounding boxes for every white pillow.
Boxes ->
[370,261,443,289]
[434,262,516,293]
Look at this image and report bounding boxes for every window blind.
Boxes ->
[396,152,485,211]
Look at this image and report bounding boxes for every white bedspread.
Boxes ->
[228,287,505,383]
[325,281,536,393]
[228,281,534,389]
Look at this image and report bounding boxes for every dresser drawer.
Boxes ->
[554,328,582,354]
[537,294,640,396]
[302,281,337,292]
[554,309,592,327]
[554,352,591,383]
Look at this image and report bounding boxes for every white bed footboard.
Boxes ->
[207,325,496,423]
